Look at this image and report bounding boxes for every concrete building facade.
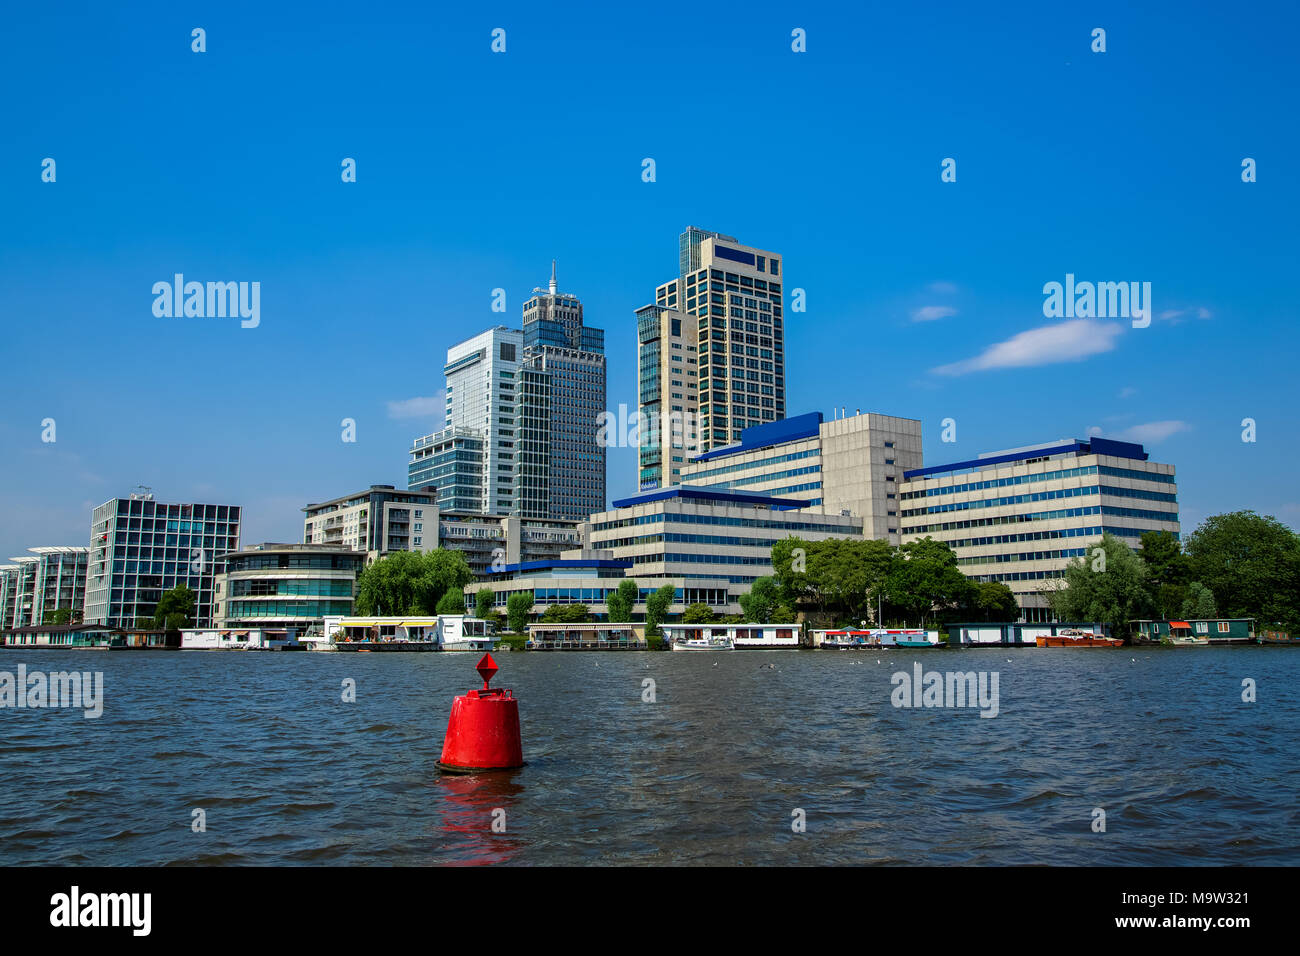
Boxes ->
[899,438,1180,621]
[303,485,438,558]
[584,486,864,613]
[681,409,923,545]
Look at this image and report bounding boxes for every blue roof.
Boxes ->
[903,437,1149,480]
[610,485,809,510]
[496,558,633,576]
[689,411,824,463]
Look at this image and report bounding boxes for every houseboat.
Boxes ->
[527,623,646,650]
[1164,622,1209,646]
[313,615,494,652]
[661,623,798,650]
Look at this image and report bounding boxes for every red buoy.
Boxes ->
[437,653,524,773]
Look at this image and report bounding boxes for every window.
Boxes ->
[1217,621,1230,633]
[1196,622,1209,634]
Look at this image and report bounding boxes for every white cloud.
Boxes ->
[1092,421,1191,443]
[1197,307,1212,319]
[1086,425,1103,437]
[912,305,957,322]
[928,281,959,295]
[386,392,446,420]
[1118,386,1137,399]
[932,319,1124,376]
[1116,420,1191,444]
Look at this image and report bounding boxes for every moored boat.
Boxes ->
[1036,628,1124,648]
[670,634,735,651]
[1164,622,1209,646]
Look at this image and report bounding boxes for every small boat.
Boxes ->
[892,630,940,648]
[671,635,735,651]
[1036,628,1124,648]
[1258,630,1298,646]
[817,629,888,649]
[1164,622,1209,646]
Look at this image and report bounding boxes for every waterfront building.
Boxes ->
[0,565,19,629]
[527,622,646,650]
[26,546,89,626]
[468,554,734,619]
[213,542,364,634]
[0,623,118,647]
[84,493,242,628]
[1,557,37,629]
[636,303,699,490]
[680,409,923,545]
[899,438,1180,621]
[437,512,581,578]
[648,227,786,454]
[942,621,1111,647]
[302,485,438,559]
[584,486,864,612]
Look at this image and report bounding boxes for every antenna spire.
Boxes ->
[549,259,557,295]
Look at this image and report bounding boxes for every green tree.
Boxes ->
[644,584,676,636]
[739,576,781,623]
[506,592,533,634]
[966,581,1019,622]
[1183,511,1300,628]
[1138,529,1192,617]
[1047,533,1153,635]
[682,602,715,624]
[476,587,495,620]
[884,538,974,628]
[354,549,473,615]
[154,585,196,632]
[606,579,639,622]
[540,603,590,623]
[436,589,467,614]
[1180,581,1218,619]
[43,607,74,626]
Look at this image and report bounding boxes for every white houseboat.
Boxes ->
[661,623,799,650]
[313,615,495,652]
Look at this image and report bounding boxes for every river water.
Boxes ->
[1,646,1296,865]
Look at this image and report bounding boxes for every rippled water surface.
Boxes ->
[2,647,1297,865]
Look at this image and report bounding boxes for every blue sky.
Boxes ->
[2,0,1297,559]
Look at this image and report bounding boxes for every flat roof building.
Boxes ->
[584,486,864,611]
[899,437,1179,621]
[680,409,923,545]
[85,493,242,629]
[214,542,365,634]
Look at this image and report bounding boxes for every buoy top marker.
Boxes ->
[476,652,499,690]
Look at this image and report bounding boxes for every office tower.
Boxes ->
[518,262,607,521]
[24,546,89,625]
[442,327,523,515]
[899,437,1180,622]
[412,264,606,521]
[636,304,699,490]
[84,493,242,628]
[651,227,785,452]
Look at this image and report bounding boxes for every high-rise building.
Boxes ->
[84,493,242,628]
[898,437,1180,621]
[636,304,699,490]
[680,409,923,545]
[411,264,606,520]
[442,327,523,515]
[0,565,20,629]
[649,227,785,453]
[1,558,37,629]
[518,262,606,520]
